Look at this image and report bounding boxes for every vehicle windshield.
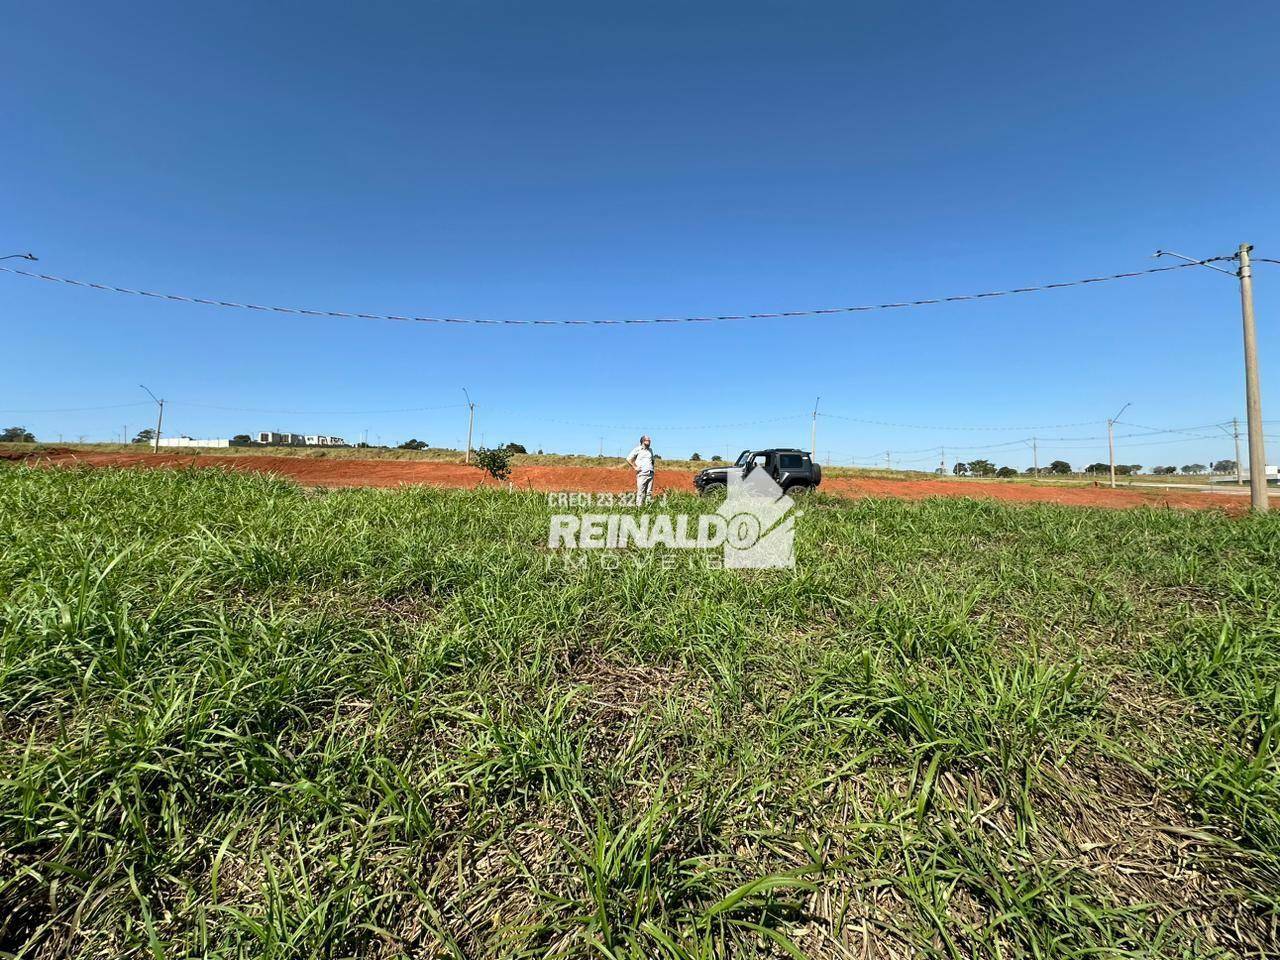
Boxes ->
[733,450,752,467]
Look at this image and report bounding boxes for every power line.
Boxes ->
[847,422,1234,463]
[819,412,1104,432]
[170,400,468,416]
[1037,424,1227,443]
[848,436,1037,459]
[1049,434,1225,451]
[484,411,808,432]
[0,256,1235,327]
[0,401,152,413]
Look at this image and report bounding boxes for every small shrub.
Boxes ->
[473,445,512,482]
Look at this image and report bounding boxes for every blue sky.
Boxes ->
[5,1,1279,469]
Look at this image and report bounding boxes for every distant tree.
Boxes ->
[502,442,528,454]
[1047,460,1072,475]
[968,459,996,477]
[1084,462,1109,474]
[953,462,969,476]
[1212,459,1237,474]
[1152,465,1177,475]
[132,428,155,444]
[1114,464,1142,476]
[711,455,723,462]
[232,434,252,443]
[473,445,512,482]
[690,452,702,461]
[1181,463,1207,475]
[356,441,371,448]
[996,466,1018,478]
[398,438,428,450]
[0,426,36,443]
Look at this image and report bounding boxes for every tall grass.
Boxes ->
[1,464,1278,958]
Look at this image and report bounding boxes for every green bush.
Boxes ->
[473,445,512,482]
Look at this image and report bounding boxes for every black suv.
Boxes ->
[693,448,822,496]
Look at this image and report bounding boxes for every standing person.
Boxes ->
[626,435,656,506]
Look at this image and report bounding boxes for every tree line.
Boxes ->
[950,458,1236,478]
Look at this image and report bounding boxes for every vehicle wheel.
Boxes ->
[699,481,727,497]
[784,483,812,497]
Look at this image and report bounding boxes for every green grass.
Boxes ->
[2,464,1279,958]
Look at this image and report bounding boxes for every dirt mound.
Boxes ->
[0,445,75,462]
[25,450,1261,513]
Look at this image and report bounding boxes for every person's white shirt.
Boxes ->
[628,444,655,473]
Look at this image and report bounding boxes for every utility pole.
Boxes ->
[940,446,946,475]
[1032,437,1039,475]
[1234,418,1243,485]
[810,397,820,457]
[1156,246,1268,512]
[885,450,891,471]
[1221,419,1244,485]
[462,388,475,464]
[140,385,164,453]
[1237,245,1269,512]
[1107,422,1115,487]
[1107,402,1130,489]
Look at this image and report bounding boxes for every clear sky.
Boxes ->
[5,1,1279,470]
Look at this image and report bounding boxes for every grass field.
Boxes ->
[2,464,1279,958]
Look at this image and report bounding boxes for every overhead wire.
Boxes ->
[170,400,468,416]
[818,412,1104,432]
[0,401,153,413]
[0,256,1236,327]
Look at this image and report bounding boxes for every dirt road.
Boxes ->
[11,448,1267,513]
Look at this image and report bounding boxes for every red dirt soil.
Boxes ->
[16,449,1264,513]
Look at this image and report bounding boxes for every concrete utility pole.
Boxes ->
[885,450,892,470]
[1234,418,1243,484]
[140,384,164,453]
[1032,436,1039,475]
[810,397,820,457]
[462,388,475,464]
[1221,419,1244,484]
[1237,245,1269,512]
[1157,246,1268,512]
[1107,402,1130,488]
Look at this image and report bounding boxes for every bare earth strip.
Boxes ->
[12,449,1271,513]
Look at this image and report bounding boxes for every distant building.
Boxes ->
[257,431,302,446]
[1209,465,1280,484]
[157,436,243,449]
[256,431,347,447]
